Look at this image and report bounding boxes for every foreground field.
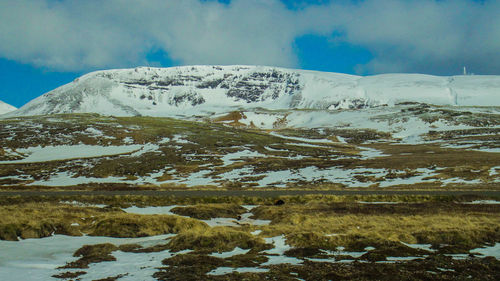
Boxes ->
[1,194,500,280]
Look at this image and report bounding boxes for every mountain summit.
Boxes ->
[7,65,500,117]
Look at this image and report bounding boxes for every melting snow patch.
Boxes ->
[336,136,347,143]
[61,201,107,208]
[129,143,160,157]
[172,135,192,144]
[122,136,134,144]
[376,256,427,263]
[158,137,171,144]
[221,149,267,166]
[285,142,328,149]
[84,127,104,136]
[358,146,389,159]
[0,144,151,164]
[170,169,217,186]
[0,234,174,281]
[463,200,500,205]
[29,172,125,186]
[210,247,250,258]
[122,206,180,215]
[305,257,337,263]
[400,242,435,252]
[489,166,499,176]
[242,205,258,211]
[79,249,172,281]
[237,213,271,226]
[251,230,262,236]
[260,235,302,265]
[269,131,335,144]
[445,254,469,260]
[470,243,500,259]
[208,267,269,275]
[262,236,291,255]
[202,217,240,227]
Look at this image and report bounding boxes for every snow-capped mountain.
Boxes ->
[0,100,17,115]
[6,65,500,117]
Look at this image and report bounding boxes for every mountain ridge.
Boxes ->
[5,65,500,118]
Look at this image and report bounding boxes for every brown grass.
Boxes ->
[170,203,247,219]
[0,202,207,240]
[252,203,500,251]
[167,227,270,253]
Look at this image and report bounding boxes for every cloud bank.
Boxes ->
[0,0,499,75]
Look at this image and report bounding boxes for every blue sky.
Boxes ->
[1,0,499,107]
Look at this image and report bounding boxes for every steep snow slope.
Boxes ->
[6,65,500,117]
[0,100,16,115]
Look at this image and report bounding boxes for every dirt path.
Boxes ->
[1,190,500,197]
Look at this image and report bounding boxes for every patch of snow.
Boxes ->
[381,256,426,262]
[470,243,500,259]
[237,213,271,226]
[122,136,134,144]
[358,146,389,159]
[210,247,250,258]
[0,144,147,164]
[0,234,174,281]
[84,127,104,136]
[157,137,171,144]
[489,166,499,176]
[220,149,267,166]
[172,134,192,144]
[251,230,262,236]
[208,267,269,275]
[400,242,435,252]
[269,131,335,144]
[122,206,180,215]
[463,200,500,205]
[445,254,469,260]
[322,249,368,259]
[60,201,107,208]
[262,236,289,254]
[28,172,125,186]
[336,136,347,143]
[78,248,171,281]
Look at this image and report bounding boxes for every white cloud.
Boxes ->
[331,0,500,75]
[0,0,307,70]
[0,0,499,75]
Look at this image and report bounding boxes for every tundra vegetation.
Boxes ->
[1,195,500,280]
[0,111,498,190]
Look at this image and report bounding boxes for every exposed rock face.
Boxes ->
[6,65,500,117]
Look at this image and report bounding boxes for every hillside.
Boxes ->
[5,65,500,119]
[0,112,498,189]
[0,100,16,115]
